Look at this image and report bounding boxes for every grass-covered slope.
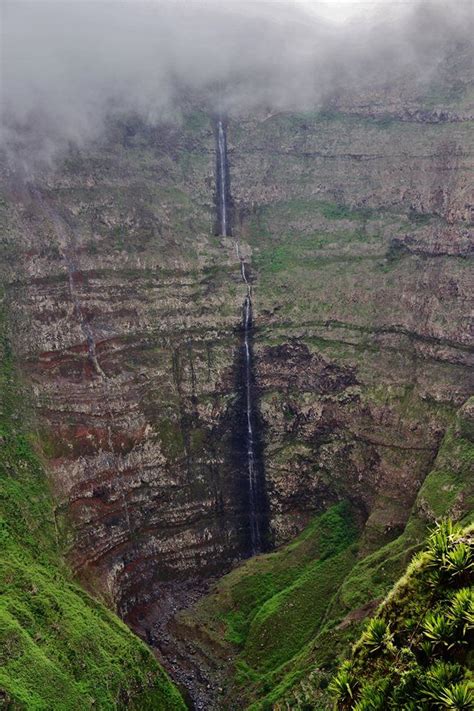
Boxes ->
[330,521,473,710]
[177,502,360,696]
[0,306,186,710]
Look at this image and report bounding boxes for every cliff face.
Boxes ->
[2,116,255,617]
[0,305,186,710]
[232,102,473,549]
[0,54,472,686]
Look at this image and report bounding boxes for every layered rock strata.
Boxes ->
[0,66,472,647]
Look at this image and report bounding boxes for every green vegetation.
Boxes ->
[318,202,375,222]
[178,502,359,698]
[156,417,186,460]
[0,304,185,710]
[330,521,474,710]
[416,415,474,522]
[248,198,380,242]
[222,502,358,647]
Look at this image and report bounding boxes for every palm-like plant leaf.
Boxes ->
[422,612,454,648]
[363,618,394,655]
[448,587,474,640]
[422,661,466,704]
[329,662,359,704]
[436,681,474,710]
[443,543,473,579]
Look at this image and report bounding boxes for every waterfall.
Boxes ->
[215,116,263,554]
[217,119,228,236]
[242,274,262,554]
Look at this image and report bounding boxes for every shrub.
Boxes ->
[329,661,359,705]
[362,618,395,655]
[389,665,424,706]
[436,681,474,710]
[422,612,454,650]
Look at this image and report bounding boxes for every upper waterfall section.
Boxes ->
[215,118,231,236]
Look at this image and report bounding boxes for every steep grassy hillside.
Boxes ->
[330,521,473,710]
[0,303,185,710]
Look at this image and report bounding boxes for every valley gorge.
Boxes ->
[1,31,473,711]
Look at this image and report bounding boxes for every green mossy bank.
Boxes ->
[330,521,473,710]
[0,306,186,710]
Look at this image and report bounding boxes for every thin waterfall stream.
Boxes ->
[216,118,262,554]
[240,260,262,554]
[217,120,228,237]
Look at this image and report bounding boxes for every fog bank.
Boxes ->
[1,0,472,166]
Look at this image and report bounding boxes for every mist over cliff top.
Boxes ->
[1,0,472,167]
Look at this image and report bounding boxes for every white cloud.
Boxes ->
[1,0,471,167]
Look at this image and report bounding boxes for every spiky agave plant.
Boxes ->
[424,661,465,689]
[435,681,474,710]
[426,520,463,569]
[421,661,466,704]
[352,686,387,711]
[443,543,474,582]
[329,661,359,707]
[448,587,474,642]
[362,618,395,655]
[422,611,455,650]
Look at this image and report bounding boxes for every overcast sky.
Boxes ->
[1,0,471,168]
